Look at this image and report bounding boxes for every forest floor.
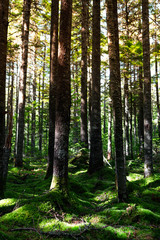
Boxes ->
[0,151,160,240]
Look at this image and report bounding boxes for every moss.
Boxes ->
[1,154,160,239]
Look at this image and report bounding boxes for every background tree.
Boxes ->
[89,0,103,174]
[142,0,153,177]
[15,0,31,167]
[80,0,89,148]
[45,0,59,179]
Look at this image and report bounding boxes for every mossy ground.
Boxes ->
[0,153,160,239]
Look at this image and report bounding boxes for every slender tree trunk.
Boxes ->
[138,66,144,155]
[80,0,89,148]
[73,63,79,145]
[106,0,127,202]
[3,61,14,189]
[50,0,72,193]
[154,24,160,138]
[89,0,103,174]
[124,66,129,158]
[142,0,153,177]
[15,0,31,167]
[107,97,112,161]
[27,76,31,152]
[14,61,19,156]
[0,0,9,198]
[46,0,59,179]
[31,47,37,155]
[38,74,42,152]
[130,77,133,159]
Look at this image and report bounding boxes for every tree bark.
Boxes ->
[80,0,89,148]
[15,0,31,167]
[89,0,103,174]
[50,0,72,193]
[142,0,153,177]
[106,0,127,202]
[0,0,9,198]
[46,0,59,179]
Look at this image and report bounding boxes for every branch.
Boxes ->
[10,223,92,239]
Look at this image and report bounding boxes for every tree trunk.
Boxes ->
[138,66,144,155]
[106,0,127,202]
[31,47,37,157]
[15,0,31,167]
[27,77,31,153]
[14,61,19,156]
[46,0,59,179]
[107,97,112,161]
[154,15,160,138]
[89,0,103,174]
[31,47,37,155]
[80,0,89,148]
[124,66,129,158]
[38,74,42,153]
[50,0,72,193]
[142,0,153,177]
[0,0,9,198]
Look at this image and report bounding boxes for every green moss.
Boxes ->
[1,154,160,239]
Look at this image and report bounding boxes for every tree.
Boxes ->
[0,0,9,198]
[106,0,127,202]
[142,0,153,177]
[45,0,59,179]
[15,0,31,167]
[80,0,89,148]
[50,0,72,193]
[88,0,103,174]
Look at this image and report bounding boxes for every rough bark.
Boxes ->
[0,0,9,198]
[89,0,103,174]
[46,0,59,179]
[15,0,31,167]
[80,0,89,148]
[50,0,72,193]
[106,0,127,202]
[142,0,153,177]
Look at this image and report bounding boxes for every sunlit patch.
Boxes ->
[0,198,16,207]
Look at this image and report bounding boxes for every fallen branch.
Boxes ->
[10,223,91,239]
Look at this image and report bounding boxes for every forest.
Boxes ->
[0,0,160,239]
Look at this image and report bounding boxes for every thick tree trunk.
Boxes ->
[15,0,31,167]
[50,0,72,193]
[46,0,59,179]
[142,0,153,177]
[89,0,103,174]
[80,0,89,148]
[0,0,9,198]
[106,0,127,202]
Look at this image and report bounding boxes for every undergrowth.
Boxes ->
[0,153,160,239]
